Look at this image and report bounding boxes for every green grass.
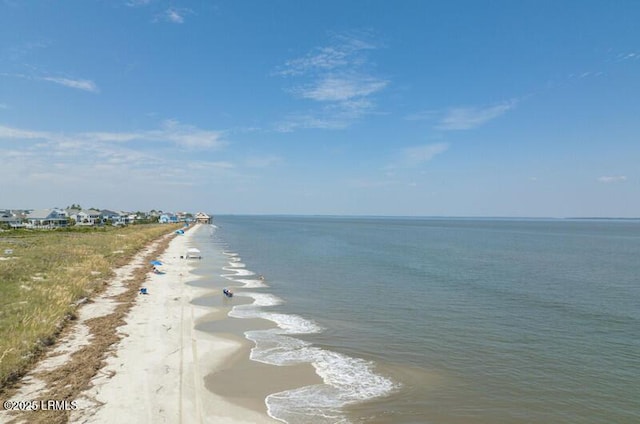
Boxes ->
[0,224,181,387]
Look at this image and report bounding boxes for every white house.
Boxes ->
[71,209,102,226]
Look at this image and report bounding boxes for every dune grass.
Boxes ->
[0,224,181,388]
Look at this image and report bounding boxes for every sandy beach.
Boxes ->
[71,224,279,424]
[1,224,281,424]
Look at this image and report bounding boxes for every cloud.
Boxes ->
[0,121,235,205]
[405,100,516,130]
[597,175,627,183]
[0,125,49,139]
[437,101,516,130]
[293,74,388,102]
[41,77,100,93]
[567,71,604,81]
[400,143,450,166]
[275,99,377,132]
[155,7,192,24]
[275,31,387,131]
[166,8,184,23]
[617,51,639,61]
[276,31,377,77]
[275,113,346,132]
[157,119,226,149]
[383,142,449,172]
[0,72,100,93]
[0,120,226,150]
[125,0,152,6]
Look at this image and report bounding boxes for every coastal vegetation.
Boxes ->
[0,224,181,389]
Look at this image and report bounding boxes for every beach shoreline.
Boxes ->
[1,224,279,424]
[70,223,278,424]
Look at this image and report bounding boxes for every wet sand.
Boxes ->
[205,333,322,413]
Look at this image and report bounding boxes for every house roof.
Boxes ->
[0,216,20,222]
[27,209,51,219]
[27,209,67,220]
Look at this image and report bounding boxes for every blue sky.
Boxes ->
[1,0,639,217]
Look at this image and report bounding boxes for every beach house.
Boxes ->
[100,209,126,226]
[159,213,178,224]
[72,209,102,226]
[25,209,69,229]
[0,210,24,228]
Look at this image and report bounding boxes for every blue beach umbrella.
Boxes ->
[150,260,163,266]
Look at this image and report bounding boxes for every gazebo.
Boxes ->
[194,212,211,224]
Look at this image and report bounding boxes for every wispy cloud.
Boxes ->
[616,51,640,62]
[0,121,233,202]
[384,142,449,171]
[125,0,152,6]
[438,101,516,130]
[276,32,377,77]
[407,100,517,130]
[0,125,49,139]
[155,7,192,24]
[41,77,99,93]
[275,98,377,132]
[399,143,450,166]
[275,31,387,131]
[597,175,627,183]
[1,72,99,93]
[156,119,226,149]
[0,120,226,150]
[292,74,387,102]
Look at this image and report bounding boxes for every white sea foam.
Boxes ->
[221,267,255,278]
[234,278,268,288]
[224,256,397,424]
[262,344,397,423]
[235,292,283,308]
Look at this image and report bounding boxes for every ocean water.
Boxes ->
[205,216,640,424]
